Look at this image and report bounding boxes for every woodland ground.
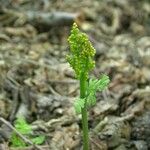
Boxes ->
[0,0,150,150]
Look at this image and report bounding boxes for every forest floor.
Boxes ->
[0,0,150,150]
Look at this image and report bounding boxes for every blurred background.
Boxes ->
[0,0,150,149]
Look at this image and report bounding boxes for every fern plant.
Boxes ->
[67,23,110,150]
[10,117,45,148]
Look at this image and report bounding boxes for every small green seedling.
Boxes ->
[10,117,45,147]
[67,23,110,150]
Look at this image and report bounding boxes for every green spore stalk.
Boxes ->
[67,23,110,150]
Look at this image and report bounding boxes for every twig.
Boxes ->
[0,117,42,150]
[10,145,49,150]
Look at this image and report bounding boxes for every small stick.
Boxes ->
[10,145,49,150]
[0,117,42,150]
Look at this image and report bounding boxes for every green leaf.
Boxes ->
[96,75,110,91]
[87,75,110,93]
[86,75,110,107]
[10,117,31,147]
[31,136,45,145]
[10,133,26,147]
[10,117,45,148]
[86,93,96,108]
[14,117,32,134]
[74,98,85,114]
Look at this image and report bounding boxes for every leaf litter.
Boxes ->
[0,0,150,149]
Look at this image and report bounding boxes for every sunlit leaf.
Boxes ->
[31,136,45,145]
[86,75,110,107]
[74,98,85,114]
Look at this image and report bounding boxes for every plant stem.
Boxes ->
[80,73,89,150]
